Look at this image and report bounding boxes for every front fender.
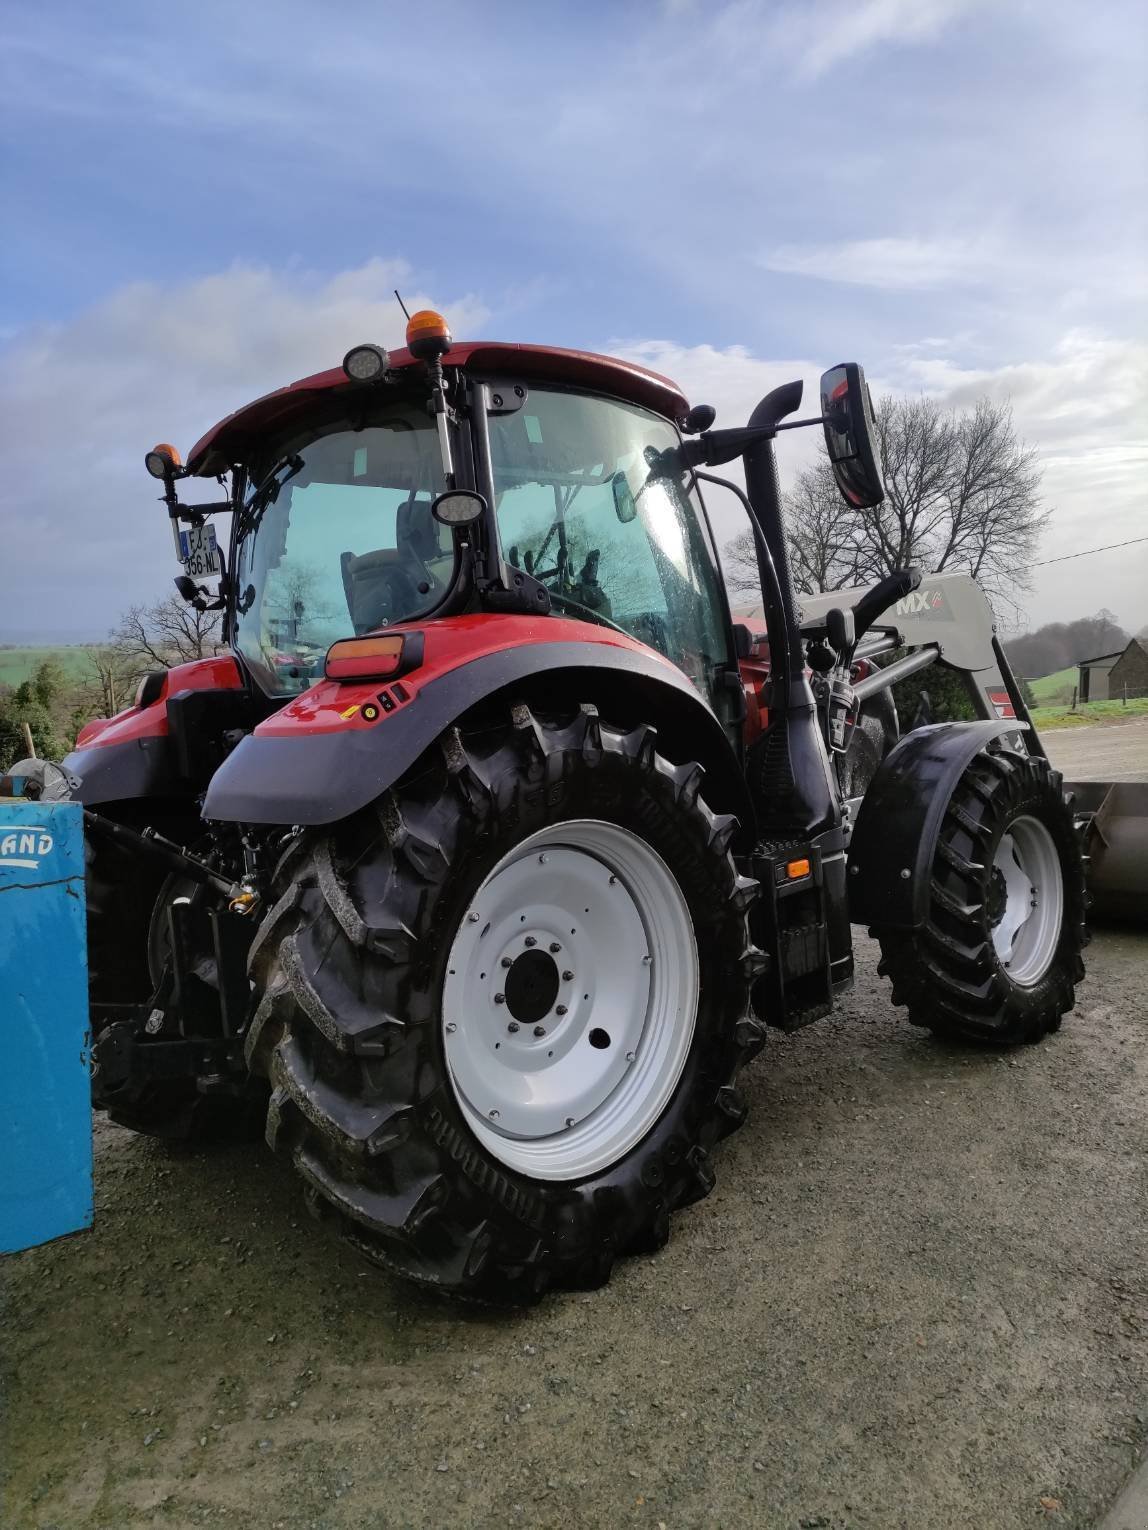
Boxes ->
[847,720,1026,929]
[203,624,751,836]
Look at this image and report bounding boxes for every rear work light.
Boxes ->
[324,632,424,683]
[342,343,390,383]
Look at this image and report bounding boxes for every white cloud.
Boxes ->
[880,330,1148,534]
[878,329,1148,628]
[624,332,1148,632]
[0,260,488,633]
[761,236,1001,292]
[765,0,981,78]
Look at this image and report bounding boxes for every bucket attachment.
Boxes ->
[1067,781,1148,925]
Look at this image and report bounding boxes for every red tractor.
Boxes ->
[53,310,1087,1300]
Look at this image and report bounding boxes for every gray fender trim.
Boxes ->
[202,639,751,834]
[847,720,1026,929]
[62,737,176,808]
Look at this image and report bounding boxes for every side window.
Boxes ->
[490,394,734,713]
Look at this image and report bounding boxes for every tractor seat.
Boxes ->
[340,548,435,632]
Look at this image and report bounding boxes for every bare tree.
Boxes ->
[108,594,224,680]
[723,462,872,600]
[868,396,1045,611]
[724,394,1046,612]
[720,526,762,599]
[81,646,138,717]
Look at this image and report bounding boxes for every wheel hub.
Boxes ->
[503,947,560,1026]
[441,820,698,1181]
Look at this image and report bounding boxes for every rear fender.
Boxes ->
[203,626,752,840]
[847,720,1026,929]
[63,656,246,809]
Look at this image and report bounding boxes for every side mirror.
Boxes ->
[611,471,638,524]
[432,490,486,526]
[819,363,884,509]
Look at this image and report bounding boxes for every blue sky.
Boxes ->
[1,0,1145,637]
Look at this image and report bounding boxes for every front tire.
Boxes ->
[874,747,1087,1045]
[246,703,764,1302]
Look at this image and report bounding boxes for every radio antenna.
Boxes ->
[394,289,411,321]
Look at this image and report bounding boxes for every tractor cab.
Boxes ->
[158,312,741,730]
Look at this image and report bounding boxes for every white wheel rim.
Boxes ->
[989,814,1063,985]
[441,819,699,1181]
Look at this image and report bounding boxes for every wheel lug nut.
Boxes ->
[524,935,537,948]
[533,1025,546,1037]
[549,942,561,954]
[494,993,506,1005]
[489,1109,500,1120]
[445,1023,457,1034]
[507,1021,519,1033]
[501,956,512,969]
[562,969,574,981]
[556,1004,568,1016]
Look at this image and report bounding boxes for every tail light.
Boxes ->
[325,632,424,683]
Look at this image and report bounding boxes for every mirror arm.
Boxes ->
[675,410,823,469]
[774,414,830,433]
[677,424,776,469]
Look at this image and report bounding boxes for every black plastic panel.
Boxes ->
[847,720,1021,929]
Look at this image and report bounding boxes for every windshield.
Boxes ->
[233,409,449,695]
[488,388,732,710]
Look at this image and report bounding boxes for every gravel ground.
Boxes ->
[1044,717,1148,783]
[3,930,1146,1530]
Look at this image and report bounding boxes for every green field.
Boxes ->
[1030,696,1148,730]
[1029,665,1076,704]
[0,646,96,689]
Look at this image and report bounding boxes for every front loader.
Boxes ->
[3,311,1089,1297]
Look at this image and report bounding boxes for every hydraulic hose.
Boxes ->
[82,811,234,898]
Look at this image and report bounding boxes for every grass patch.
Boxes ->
[1029,665,1077,705]
[1030,697,1148,730]
[0,646,95,689]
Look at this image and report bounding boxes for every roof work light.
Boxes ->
[342,343,390,383]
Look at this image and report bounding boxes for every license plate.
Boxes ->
[179,523,222,579]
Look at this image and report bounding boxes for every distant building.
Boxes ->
[1106,637,1148,701]
[1078,638,1148,702]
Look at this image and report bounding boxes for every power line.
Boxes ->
[1032,535,1148,568]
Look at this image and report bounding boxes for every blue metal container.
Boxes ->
[0,800,93,1253]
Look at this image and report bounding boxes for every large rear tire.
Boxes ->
[874,747,1087,1045]
[246,703,764,1302]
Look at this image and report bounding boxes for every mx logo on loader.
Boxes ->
[895,587,949,618]
[0,826,54,871]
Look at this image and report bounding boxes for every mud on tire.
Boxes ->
[874,746,1088,1046]
[246,703,765,1302]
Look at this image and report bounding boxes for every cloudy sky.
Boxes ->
[2,0,1145,639]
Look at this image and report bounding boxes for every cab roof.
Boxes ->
[186,341,690,476]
